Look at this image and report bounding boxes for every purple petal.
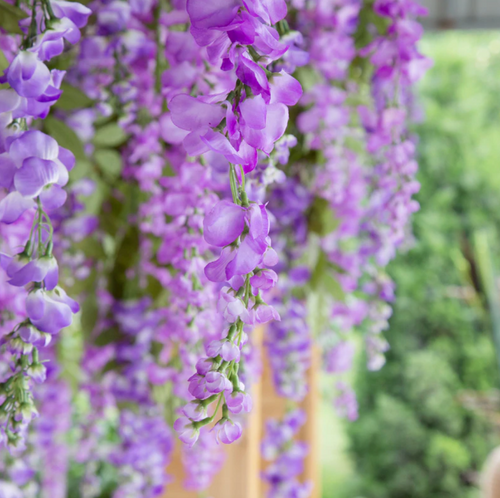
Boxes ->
[205,246,236,282]
[6,254,29,277]
[51,286,79,313]
[253,24,287,59]
[51,0,92,28]
[248,204,264,239]
[159,114,190,144]
[204,200,245,247]
[239,141,258,174]
[264,0,287,24]
[36,84,63,103]
[240,95,267,130]
[216,419,242,444]
[263,247,278,267]
[0,192,35,224]
[38,256,58,290]
[255,304,280,324]
[40,184,67,211]
[250,269,278,291]
[14,157,60,197]
[9,130,59,168]
[182,401,208,421]
[243,0,287,24]
[7,51,51,99]
[228,11,256,45]
[201,129,242,164]
[0,89,21,113]
[174,416,199,447]
[26,289,45,321]
[220,341,240,362]
[270,71,302,106]
[206,339,223,358]
[8,260,46,287]
[169,94,224,131]
[182,130,211,156]
[58,17,81,45]
[31,32,65,62]
[242,103,288,154]
[0,253,12,271]
[226,235,266,279]
[31,294,73,334]
[236,57,270,102]
[187,0,240,30]
[196,358,213,375]
[0,153,17,189]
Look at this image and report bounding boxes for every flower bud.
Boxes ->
[174,416,200,447]
[224,390,252,414]
[181,401,208,422]
[26,362,47,384]
[215,418,242,444]
[8,337,33,355]
[205,372,232,395]
[15,401,38,423]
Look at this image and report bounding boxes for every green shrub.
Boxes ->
[346,31,500,498]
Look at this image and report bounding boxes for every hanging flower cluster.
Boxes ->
[0,0,90,450]
[261,409,312,498]
[171,0,303,446]
[0,0,431,495]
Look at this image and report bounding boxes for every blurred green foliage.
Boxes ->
[343,31,500,498]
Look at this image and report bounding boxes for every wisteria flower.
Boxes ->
[214,419,242,445]
[253,303,281,324]
[3,254,58,290]
[204,201,272,282]
[188,374,209,400]
[225,390,252,414]
[206,339,240,362]
[250,269,278,292]
[26,287,79,334]
[182,401,208,422]
[174,416,200,447]
[205,372,232,395]
[4,51,51,99]
[217,289,252,324]
[26,362,47,384]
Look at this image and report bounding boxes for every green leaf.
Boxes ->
[310,249,328,290]
[0,49,9,74]
[310,250,346,301]
[321,206,340,235]
[0,50,9,89]
[54,83,93,110]
[295,66,321,92]
[84,176,109,216]
[44,116,86,160]
[308,196,340,236]
[71,159,93,182]
[322,272,346,301]
[307,290,329,339]
[95,149,122,180]
[0,0,28,35]
[93,123,128,147]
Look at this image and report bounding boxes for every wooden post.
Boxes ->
[260,345,321,498]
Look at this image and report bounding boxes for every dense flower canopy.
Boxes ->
[0,0,430,496]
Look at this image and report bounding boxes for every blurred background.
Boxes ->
[321,13,500,498]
